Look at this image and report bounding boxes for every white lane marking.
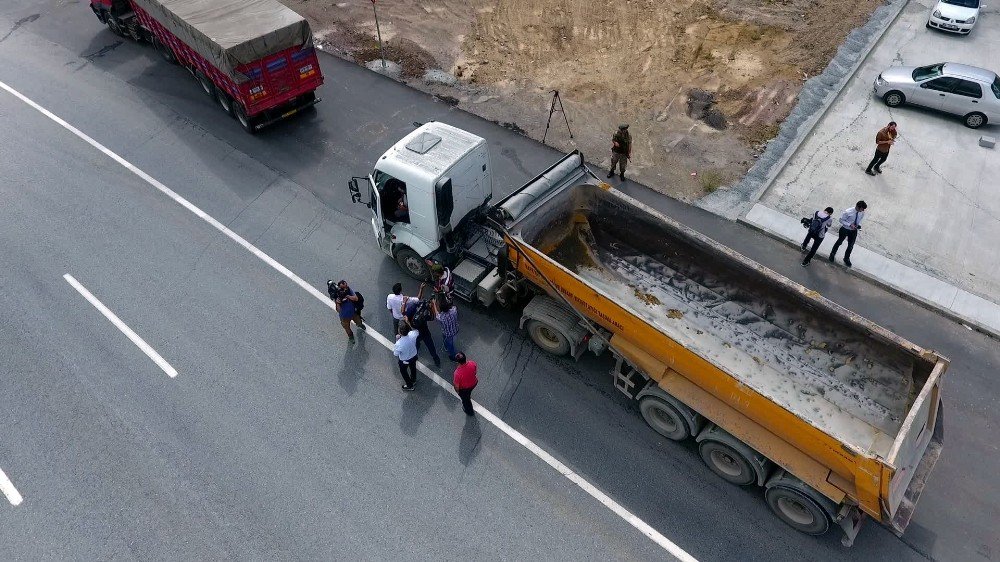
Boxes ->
[0,80,697,561]
[64,274,178,379]
[0,467,23,506]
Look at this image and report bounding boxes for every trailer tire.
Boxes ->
[196,71,215,97]
[639,396,690,441]
[153,38,178,64]
[216,91,234,117]
[699,440,756,486]
[394,247,430,280]
[106,16,125,38]
[526,319,571,356]
[234,103,257,135]
[765,486,831,535]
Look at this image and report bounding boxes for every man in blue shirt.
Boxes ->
[828,201,867,268]
[432,299,459,361]
[393,326,420,390]
[329,279,366,344]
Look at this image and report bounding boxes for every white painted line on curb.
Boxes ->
[64,274,178,379]
[0,467,23,506]
[0,80,697,561]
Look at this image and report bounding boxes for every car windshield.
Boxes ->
[993,76,1000,99]
[941,0,979,7]
[912,64,945,81]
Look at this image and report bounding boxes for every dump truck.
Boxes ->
[348,122,946,545]
[89,0,323,133]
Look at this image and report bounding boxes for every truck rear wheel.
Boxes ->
[153,38,178,64]
[526,319,571,356]
[106,16,125,37]
[234,103,257,135]
[639,397,690,441]
[765,486,831,535]
[216,91,234,116]
[394,247,430,280]
[699,441,756,486]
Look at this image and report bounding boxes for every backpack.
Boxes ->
[354,291,365,312]
[807,212,825,234]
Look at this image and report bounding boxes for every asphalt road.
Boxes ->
[0,3,998,561]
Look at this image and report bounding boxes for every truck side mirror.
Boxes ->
[435,177,454,228]
[348,177,369,208]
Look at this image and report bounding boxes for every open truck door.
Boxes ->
[348,176,391,255]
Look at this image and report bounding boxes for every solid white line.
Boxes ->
[64,274,178,379]
[0,467,23,506]
[0,79,697,561]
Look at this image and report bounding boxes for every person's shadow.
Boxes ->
[458,414,482,466]
[336,333,371,396]
[399,373,440,436]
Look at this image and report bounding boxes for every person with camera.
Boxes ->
[402,286,441,367]
[328,279,366,344]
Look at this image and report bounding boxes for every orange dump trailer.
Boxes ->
[486,153,945,545]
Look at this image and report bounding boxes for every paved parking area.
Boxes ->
[757,0,1000,305]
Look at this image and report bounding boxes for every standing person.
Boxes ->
[429,263,454,303]
[865,121,897,176]
[452,352,478,416]
[393,325,419,391]
[328,279,366,343]
[801,206,835,267]
[386,282,407,336]
[403,291,441,367]
[432,298,459,361]
[607,124,632,181]
[828,201,868,268]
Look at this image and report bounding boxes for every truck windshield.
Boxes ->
[912,64,945,81]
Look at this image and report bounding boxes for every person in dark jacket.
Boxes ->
[801,207,835,267]
[403,293,441,367]
[607,124,632,181]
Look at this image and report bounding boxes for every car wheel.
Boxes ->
[883,91,905,108]
[964,112,986,129]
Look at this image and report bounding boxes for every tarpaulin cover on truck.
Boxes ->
[131,0,312,82]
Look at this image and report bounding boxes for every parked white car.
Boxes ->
[927,0,983,34]
[873,62,1000,128]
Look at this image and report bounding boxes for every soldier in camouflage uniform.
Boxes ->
[608,124,631,181]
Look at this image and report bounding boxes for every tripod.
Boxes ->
[542,90,573,145]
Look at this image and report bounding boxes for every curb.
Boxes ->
[739,205,1000,341]
[697,0,912,219]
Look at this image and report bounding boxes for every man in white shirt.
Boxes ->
[828,200,868,268]
[386,282,407,336]
[801,206,834,267]
[393,326,420,391]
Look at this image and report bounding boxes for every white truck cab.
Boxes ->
[349,122,493,279]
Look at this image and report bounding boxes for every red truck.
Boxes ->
[89,0,324,133]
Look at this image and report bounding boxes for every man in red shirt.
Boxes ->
[452,352,478,416]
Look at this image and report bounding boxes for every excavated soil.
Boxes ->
[283,0,881,201]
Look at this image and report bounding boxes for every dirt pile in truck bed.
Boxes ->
[282,0,881,200]
[546,210,915,454]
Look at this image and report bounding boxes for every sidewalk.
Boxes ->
[743,204,1000,338]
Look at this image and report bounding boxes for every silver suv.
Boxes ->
[873,62,1000,128]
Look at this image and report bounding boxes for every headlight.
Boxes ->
[933,9,942,17]
[967,16,976,23]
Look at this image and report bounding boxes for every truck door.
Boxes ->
[348,176,390,255]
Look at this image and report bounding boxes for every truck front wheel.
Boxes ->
[765,486,831,535]
[639,397,690,441]
[394,247,429,280]
[526,319,571,356]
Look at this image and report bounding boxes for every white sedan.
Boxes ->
[927,0,983,34]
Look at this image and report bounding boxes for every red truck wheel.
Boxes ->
[153,38,177,64]
[216,91,234,117]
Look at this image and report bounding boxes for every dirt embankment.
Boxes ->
[284,0,881,201]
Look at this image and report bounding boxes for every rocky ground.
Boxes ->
[284,0,882,201]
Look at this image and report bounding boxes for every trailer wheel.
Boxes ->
[216,91,234,117]
[699,441,756,486]
[196,71,215,97]
[234,103,257,135]
[639,397,690,441]
[525,319,571,356]
[765,487,831,535]
[394,247,430,280]
[153,38,178,64]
